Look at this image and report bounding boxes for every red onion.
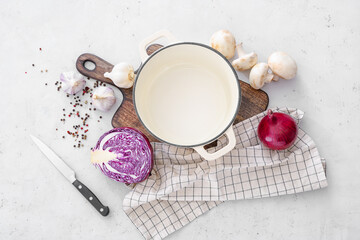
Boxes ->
[91,128,153,184]
[257,109,298,150]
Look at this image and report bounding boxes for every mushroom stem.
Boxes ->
[272,75,280,82]
[235,43,246,56]
[264,73,274,83]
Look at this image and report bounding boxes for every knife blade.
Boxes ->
[30,135,109,217]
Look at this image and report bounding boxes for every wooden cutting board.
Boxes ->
[76,44,269,145]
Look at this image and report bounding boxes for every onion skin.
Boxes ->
[257,110,298,150]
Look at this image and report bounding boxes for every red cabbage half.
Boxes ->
[91,127,153,184]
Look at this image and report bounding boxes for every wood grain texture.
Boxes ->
[76,53,114,84]
[76,44,269,144]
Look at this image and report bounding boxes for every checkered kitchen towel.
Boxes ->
[123,108,328,240]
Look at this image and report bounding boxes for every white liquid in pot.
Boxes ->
[143,63,230,145]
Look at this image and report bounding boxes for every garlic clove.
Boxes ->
[268,52,297,80]
[210,30,236,59]
[60,71,86,95]
[104,62,134,89]
[91,86,116,111]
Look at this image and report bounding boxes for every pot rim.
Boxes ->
[133,42,241,148]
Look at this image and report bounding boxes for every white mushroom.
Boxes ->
[249,63,274,89]
[104,62,134,88]
[231,43,258,71]
[268,52,297,81]
[210,30,236,59]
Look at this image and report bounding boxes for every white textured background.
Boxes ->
[1,0,359,239]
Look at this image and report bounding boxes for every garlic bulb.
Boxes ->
[91,87,116,111]
[104,62,134,88]
[60,71,86,95]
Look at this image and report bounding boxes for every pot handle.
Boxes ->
[193,126,237,161]
[139,30,178,62]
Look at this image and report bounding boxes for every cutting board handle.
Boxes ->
[76,53,115,85]
[76,44,164,85]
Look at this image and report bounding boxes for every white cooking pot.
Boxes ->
[134,30,241,161]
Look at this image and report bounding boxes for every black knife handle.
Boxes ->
[72,179,109,217]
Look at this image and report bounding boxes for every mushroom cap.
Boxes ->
[232,52,258,71]
[210,30,236,59]
[249,63,271,89]
[268,52,297,80]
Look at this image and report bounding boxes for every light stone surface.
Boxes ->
[1,0,359,239]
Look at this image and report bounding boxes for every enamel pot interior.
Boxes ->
[134,42,240,147]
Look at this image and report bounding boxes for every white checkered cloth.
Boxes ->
[123,107,328,240]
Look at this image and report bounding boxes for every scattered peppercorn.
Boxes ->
[54,81,101,148]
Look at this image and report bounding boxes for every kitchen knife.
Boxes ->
[30,135,109,217]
